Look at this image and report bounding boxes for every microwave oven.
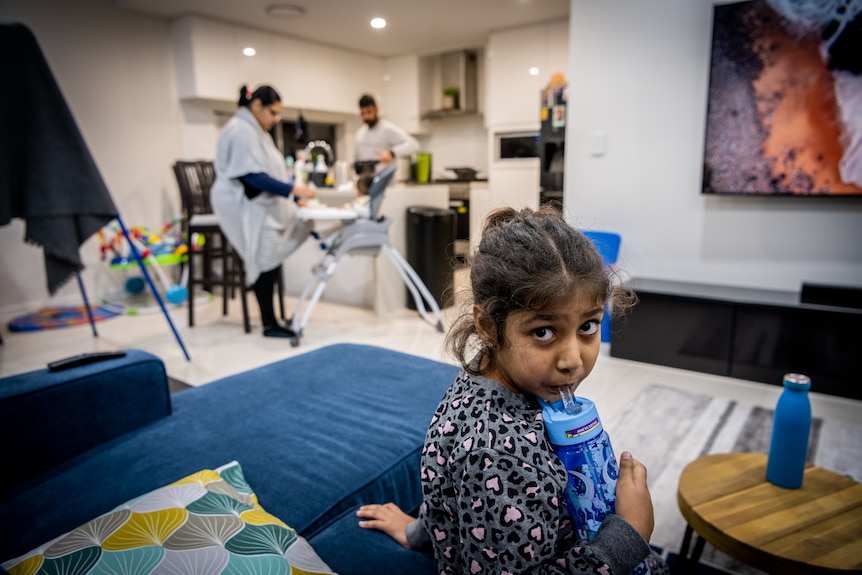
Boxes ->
[495,131,539,161]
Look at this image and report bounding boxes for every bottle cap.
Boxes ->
[539,396,603,446]
[783,373,811,391]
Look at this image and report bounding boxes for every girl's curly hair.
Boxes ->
[445,205,636,374]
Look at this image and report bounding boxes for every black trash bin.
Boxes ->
[405,206,456,311]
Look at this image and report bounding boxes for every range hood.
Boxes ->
[422,49,479,120]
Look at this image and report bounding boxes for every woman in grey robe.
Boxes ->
[211,85,316,338]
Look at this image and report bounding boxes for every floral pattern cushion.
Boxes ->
[2,461,335,575]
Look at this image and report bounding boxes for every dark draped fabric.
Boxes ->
[0,22,117,295]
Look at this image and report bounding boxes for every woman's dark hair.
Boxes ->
[238,84,281,108]
[445,205,636,373]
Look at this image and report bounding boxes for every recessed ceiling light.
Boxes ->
[529,67,540,76]
[370,17,387,29]
[265,4,305,19]
[243,47,256,56]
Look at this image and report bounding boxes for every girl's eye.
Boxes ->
[580,321,600,335]
[533,327,554,341]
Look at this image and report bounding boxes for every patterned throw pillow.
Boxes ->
[2,461,335,575]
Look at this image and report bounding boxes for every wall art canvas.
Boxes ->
[702,0,862,196]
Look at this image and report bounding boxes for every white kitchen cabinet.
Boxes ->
[382,55,430,135]
[485,22,569,130]
[171,15,383,115]
[172,17,244,101]
[487,158,541,212]
[284,40,381,115]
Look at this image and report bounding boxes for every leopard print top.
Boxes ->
[417,366,654,574]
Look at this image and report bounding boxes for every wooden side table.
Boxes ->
[675,452,862,574]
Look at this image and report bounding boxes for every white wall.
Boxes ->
[1,0,184,313]
[4,0,859,317]
[417,116,489,180]
[483,21,569,216]
[566,0,862,292]
[0,1,380,314]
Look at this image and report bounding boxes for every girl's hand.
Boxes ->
[356,502,414,548]
[614,451,655,542]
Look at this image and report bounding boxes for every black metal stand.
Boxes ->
[672,525,707,575]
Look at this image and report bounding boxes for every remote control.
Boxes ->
[47,350,127,371]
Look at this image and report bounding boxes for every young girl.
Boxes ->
[358,206,667,574]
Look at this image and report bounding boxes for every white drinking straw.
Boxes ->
[560,386,581,414]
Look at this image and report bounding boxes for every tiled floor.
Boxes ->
[2,290,859,425]
[2,289,860,574]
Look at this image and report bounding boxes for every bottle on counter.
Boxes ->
[334,160,349,187]
[540,390,618,541]
[766,373,812,489]
[311,154,328,187]
[294,154,307,186]
[285,155,295,183]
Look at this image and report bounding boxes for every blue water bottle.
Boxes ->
[766,373,812,489]
[540,392,618,540]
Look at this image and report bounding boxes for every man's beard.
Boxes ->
[364,117,379,128]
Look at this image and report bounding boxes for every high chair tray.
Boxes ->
[297,206,359,221]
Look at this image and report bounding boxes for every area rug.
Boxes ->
[6,304,120,331]
[603,384,862,574]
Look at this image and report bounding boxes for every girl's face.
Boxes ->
[476,293,604,402]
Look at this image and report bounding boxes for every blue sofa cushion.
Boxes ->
[0,349,170,496]
[308,505,438,575]
[0,344,458,564]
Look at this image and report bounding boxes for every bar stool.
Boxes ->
[173,160,284,333]
[173,160,225,328]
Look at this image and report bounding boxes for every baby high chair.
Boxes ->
[288,165,445,347]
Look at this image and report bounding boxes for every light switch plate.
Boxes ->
[591,131,607,156]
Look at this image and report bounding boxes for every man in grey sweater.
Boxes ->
[355,94,419,175]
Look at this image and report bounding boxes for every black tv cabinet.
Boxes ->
[610,278,862,401]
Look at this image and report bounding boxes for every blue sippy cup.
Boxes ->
[540,391,619,541]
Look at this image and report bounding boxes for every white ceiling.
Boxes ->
[116,0,570,58]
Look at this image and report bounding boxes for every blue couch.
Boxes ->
[0,344,459,574]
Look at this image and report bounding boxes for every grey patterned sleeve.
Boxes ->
[589,514,652,574]
[406,514,433,551]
